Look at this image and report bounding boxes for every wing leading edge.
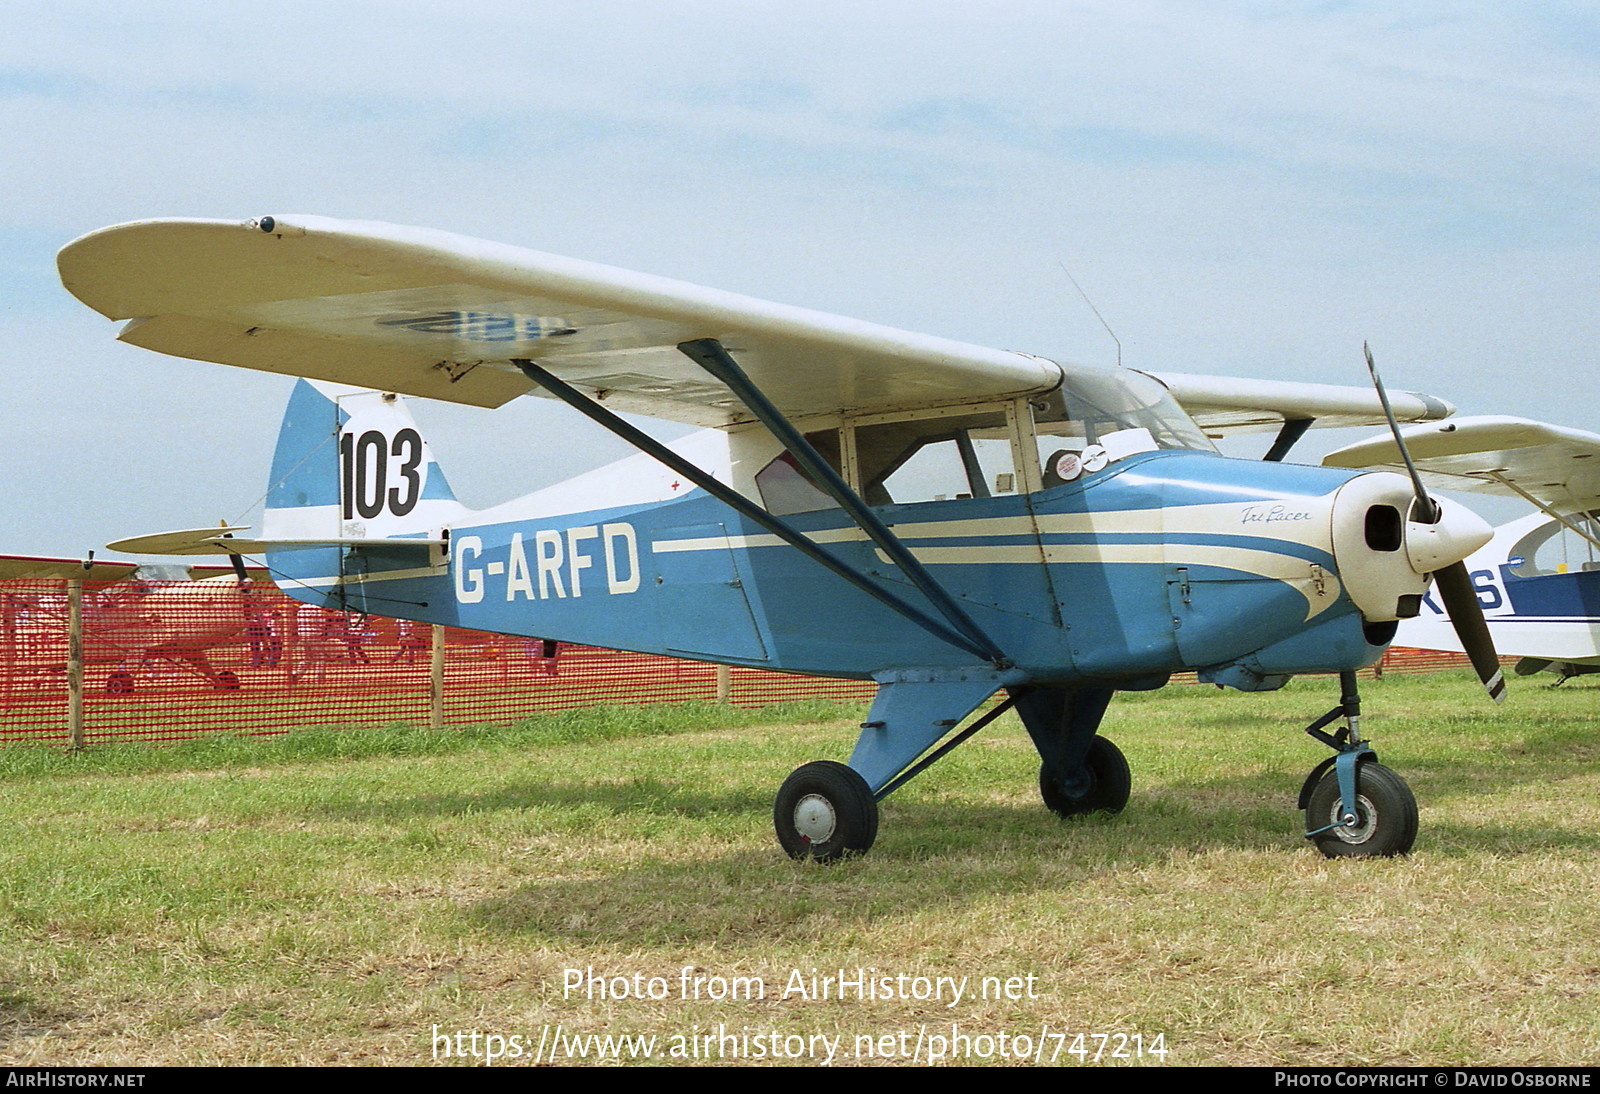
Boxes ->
[58,216,1063,427]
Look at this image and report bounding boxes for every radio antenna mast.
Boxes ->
[1057,261,1122,369]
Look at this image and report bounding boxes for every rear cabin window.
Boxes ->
[753,430,845,516]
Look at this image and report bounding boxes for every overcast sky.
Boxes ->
[4,1,1595,558]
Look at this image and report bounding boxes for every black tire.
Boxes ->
[774,761,878,862]
[1039,737,1131,817]
[1305,762,1418,858]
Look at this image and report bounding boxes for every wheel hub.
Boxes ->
[1056,768,1093,800]
[792,793,837,843]
[1327,793,1377,843]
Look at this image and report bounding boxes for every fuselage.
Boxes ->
[275,443,1396,689]
[262,376,1463,691]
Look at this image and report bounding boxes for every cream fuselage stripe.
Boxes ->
[648,501,1341,620]
[650,499,1336,554]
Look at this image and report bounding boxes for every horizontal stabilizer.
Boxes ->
[0,553,140,581]
[108,526,446,557]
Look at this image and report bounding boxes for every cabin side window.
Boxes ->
[853,409,1019,506]
[753,429,845,516]
[1508,512,1600,576]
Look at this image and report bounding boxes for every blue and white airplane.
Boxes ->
[1326,416,1600,683]
[60,215,1502,861]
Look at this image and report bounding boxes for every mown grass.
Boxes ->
[0,672,1596,1067]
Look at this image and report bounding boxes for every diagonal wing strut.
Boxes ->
[677,337,1009,667]
[511,357,1004,665]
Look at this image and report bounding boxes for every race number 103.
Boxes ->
[340,428,423,520]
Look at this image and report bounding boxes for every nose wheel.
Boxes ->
[1298,670,1419,858]
[1304,761,1417,857]
[774,761,879,862]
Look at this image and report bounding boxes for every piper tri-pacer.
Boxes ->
[60,216,1504,860]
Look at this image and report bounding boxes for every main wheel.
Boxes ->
[774,761,878,862]
[1039,737,1131,817]
[1305,762,1418,858]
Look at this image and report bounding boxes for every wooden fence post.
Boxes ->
[429,624,445,730]
[0,593,16,701]
[67,578,84,751]
[715,663,732,704]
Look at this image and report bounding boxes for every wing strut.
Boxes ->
[677,337,1010,667]
[1482,471,1600,554]
[510,358,998,664]
[1263,417,1314,462]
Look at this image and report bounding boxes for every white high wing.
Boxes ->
[60,215,1450,435]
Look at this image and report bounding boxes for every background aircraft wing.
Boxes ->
[1322,416,1600,511]
[1146,370,1453,438]
[59,216,1066,427]
[0,553,139,581]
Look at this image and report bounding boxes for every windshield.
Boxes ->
[1033,368,1216,455]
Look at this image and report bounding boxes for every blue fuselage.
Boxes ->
[278,449,1386,690]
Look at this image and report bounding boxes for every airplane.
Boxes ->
[58,214,1506,861]
[1325,416,1600,683]
[0,552,262,691]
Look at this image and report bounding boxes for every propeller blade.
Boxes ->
[1431,561,1506,704]
[1363,342,1439,524]
[1362,342,1503,704]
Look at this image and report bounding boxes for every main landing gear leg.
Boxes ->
[774,670,1023,862]
[1013,686,1130,818]
[1297,670,1418,857]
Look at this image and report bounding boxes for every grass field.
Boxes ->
[0,671,1596,1067]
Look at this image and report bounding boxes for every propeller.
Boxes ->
[1364,343,1506,704]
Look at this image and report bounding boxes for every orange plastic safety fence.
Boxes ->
[0,578,1485,747]
[0,578,874,746]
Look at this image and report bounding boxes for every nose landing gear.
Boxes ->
[1298,670,1418,857]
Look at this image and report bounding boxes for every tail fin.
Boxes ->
[265,380,467,595]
